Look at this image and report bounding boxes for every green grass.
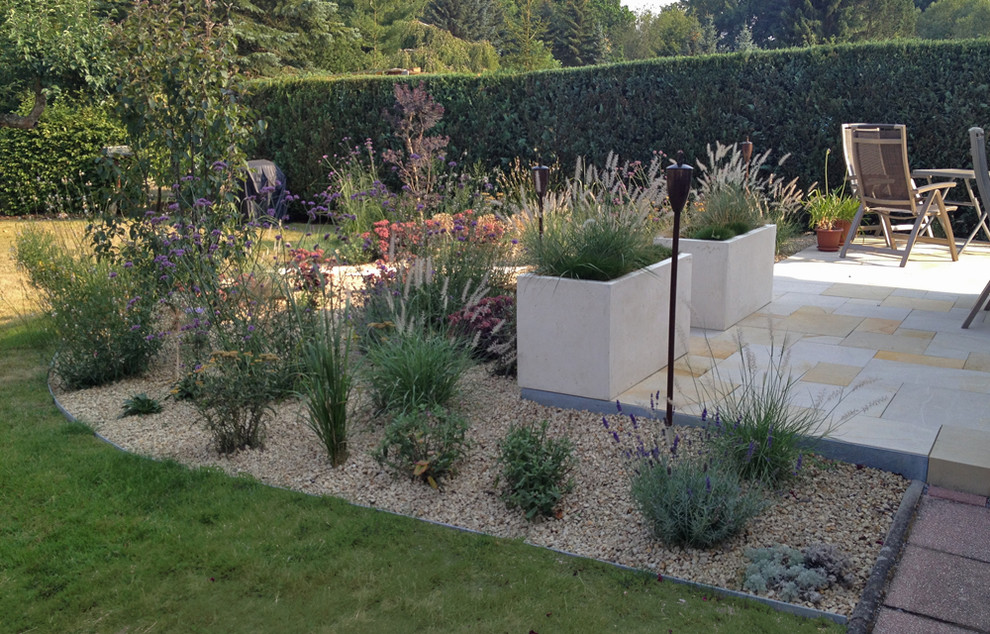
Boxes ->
[0,219,842,633]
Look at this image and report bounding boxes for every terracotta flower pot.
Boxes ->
[816,227,844,252]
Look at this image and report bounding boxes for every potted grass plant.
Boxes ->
[806,149,860,252]
[514,153,692,402]
[655,142,802,330]
[807,190,860,251]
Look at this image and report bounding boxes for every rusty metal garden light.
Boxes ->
[663,152,692,427]
[531,165,550,238]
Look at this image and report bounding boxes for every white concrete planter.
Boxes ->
[656,224,775,331]
[516,254,692,402]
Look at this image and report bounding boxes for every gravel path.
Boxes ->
[54,361,908,617]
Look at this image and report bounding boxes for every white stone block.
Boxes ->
[656,224,775,330]
[516,254,692,401]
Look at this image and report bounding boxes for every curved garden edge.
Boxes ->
[47,369,922,628]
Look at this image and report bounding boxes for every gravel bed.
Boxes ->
[53,361,909,617]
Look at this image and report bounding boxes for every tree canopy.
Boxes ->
[0,0,111,128]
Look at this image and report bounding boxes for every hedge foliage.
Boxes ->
[0,96,124,216]
[246,40,990,201]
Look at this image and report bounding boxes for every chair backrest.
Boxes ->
[848,124,915,212]
[841,123,876,195]
[970,127,990,211]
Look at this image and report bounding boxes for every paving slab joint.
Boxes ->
[847,479,925,634]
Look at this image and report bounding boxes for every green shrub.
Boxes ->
[497,421,575,520]
[120,393,163,417]
[14,224,161,389]
[630,454,766,549]
[743,544,854,604]
[192,349,281,454]
[363,326,474,414]
[0,95,123,216]
[373,406,471,488]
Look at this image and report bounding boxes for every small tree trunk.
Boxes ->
[0,80,46,130]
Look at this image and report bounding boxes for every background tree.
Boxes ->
[918,0,990,38]
[229,0,353,75]
[502,0,559,70]
[850,0,917,41]
[546,0,607,66]
[0,0,111,128]
[111,0,256,215]
[336,0,427,70]
[618,6,703,59]
[422,0,504,42]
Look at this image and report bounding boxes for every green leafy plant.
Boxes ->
[120,393,163,417]
[743,544,854,604]
[373,406,471,488]
[806,151,860,231]
[14,224,161,389]
[363,325,474,414]
[806,191,859,231]
[192,349,281,454]
[496,420,575,520]
[299,313,354,467]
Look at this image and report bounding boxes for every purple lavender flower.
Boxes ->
[745,440,756,463]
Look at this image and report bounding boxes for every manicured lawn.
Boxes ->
[0,219,840,632]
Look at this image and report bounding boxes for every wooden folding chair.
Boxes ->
[840,124,958,267]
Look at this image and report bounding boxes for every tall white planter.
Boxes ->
[516,254,692,402]
[656,224,775,331]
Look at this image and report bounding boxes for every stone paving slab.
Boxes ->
[873,607,977,634]
[884,544,990,631]
[927,485,989,506]
[908,497,990,562]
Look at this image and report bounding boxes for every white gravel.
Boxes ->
[53,361,909,617]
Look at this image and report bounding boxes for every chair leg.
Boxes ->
[898,209,930,267]
[839,203,867,258]
[963,279,990,328]
[935,194,959,262]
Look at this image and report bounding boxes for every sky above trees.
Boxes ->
[621,0,677,13]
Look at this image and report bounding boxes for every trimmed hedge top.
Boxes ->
[246,40,990,202]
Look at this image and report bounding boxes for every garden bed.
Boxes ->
[53,360,909,618]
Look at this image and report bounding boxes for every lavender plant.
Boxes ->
[606,397,766,549]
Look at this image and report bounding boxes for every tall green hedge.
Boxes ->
[246,40,990,202]
[0,96,124,216]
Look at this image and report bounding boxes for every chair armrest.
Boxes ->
[915,181,956,195]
